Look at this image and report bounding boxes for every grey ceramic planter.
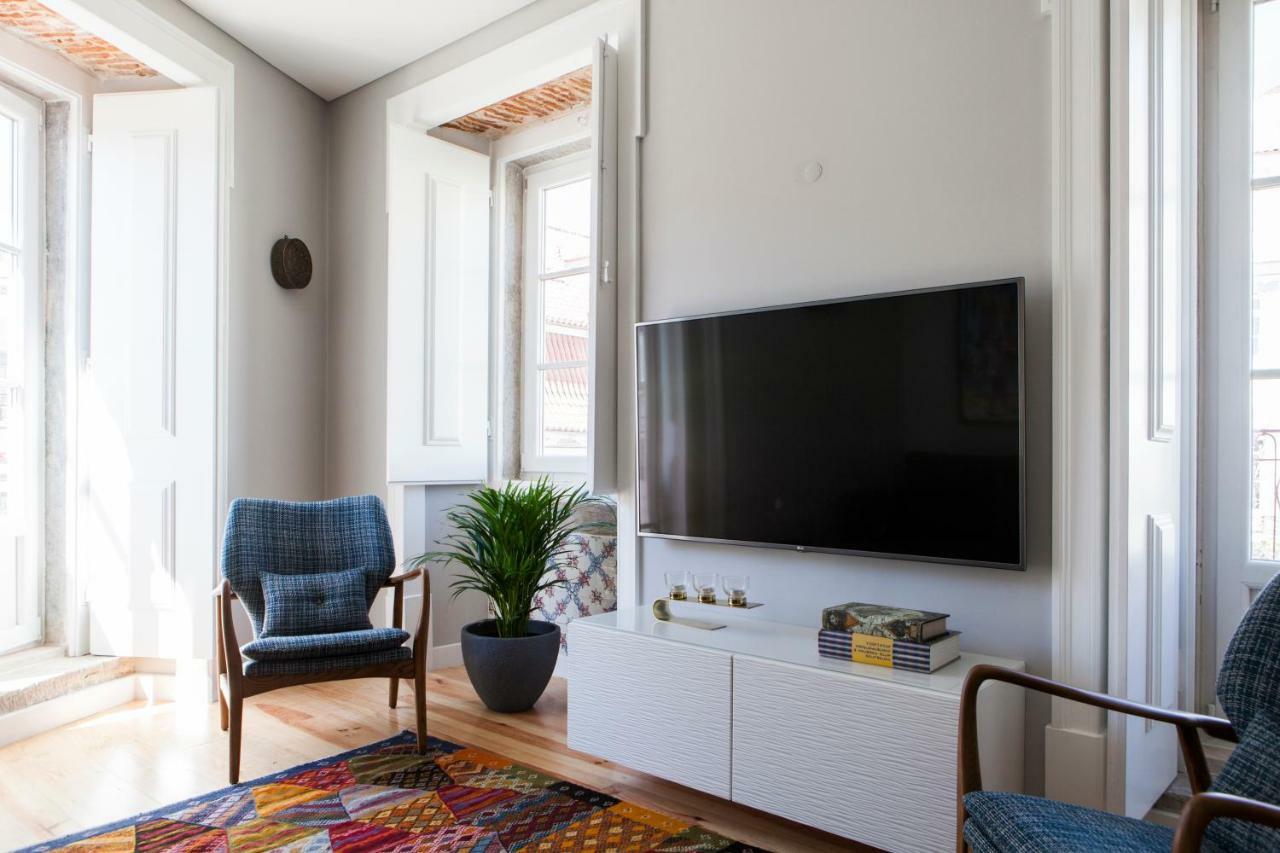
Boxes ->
[460,619,561,712]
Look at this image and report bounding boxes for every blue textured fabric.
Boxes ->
[963,792,1174,852]
[1217,574,1280,736]
[241,627,409,662]
[220,495,395,637]
[1205,709,1280,852]
[242,646,411,677]
[259,568,373,638]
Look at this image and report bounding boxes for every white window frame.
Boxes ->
[521,153,592,477]
[0,80,44,654]
[1202,0,1280,704]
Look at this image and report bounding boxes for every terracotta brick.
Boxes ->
[0,0,158,78]
[442,66,593,139]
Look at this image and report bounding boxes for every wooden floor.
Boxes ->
[0,668,866,852]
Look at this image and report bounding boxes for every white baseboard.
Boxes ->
[1044,723,1107,809]
[0,675,141,748]
[428,642,463,671]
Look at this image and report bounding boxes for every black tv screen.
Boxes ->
[636,279,1025,569]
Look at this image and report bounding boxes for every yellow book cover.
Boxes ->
[850,634,894,667]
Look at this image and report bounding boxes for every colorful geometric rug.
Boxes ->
[21,730,767,852]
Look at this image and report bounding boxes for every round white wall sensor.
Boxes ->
[799,161,824,183]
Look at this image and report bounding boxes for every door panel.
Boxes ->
[85,88,217,659]
[1109,0,1190,817]
[386,125,490,484]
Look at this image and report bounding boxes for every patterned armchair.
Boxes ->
[532,498,618,652]
[214,495,430,783]
[958,574,1280,852]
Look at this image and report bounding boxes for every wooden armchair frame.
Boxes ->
[955,664,1280,853]
[213,568,430,784]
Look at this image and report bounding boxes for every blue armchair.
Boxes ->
[214,495,430,783]
[958,575,1280,852]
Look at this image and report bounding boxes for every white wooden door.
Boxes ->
[386,125,490,484]
[84,89,217,660]
[0,82,43,654]
[1204,0,1280,708]
[1108,0,1191,818]
[586,37,618,495]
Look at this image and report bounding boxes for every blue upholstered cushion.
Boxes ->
[242,646,412,677]
[1205,709,1280,852]
[259,568,373,638]
[963,792,1174,853]
[220,495,396,637]
[1217,574,1280,735]
[241,627,409,662]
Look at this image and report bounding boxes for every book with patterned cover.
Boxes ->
[820,601,950,642]
[817,629,962,672]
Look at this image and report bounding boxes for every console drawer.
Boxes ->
[568,621,732,798]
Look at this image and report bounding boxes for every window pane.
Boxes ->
[0,114,14,246]
[1254,377,1280,561]
[541,274,589,362]
[1256,0,1280,180]
[541,177,590,274]
[1254,186,1280,371]
[540,366,588,456]
[0,250,14,383]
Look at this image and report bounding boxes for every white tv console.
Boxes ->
[567,607,1025,853]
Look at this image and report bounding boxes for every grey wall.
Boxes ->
[638,0,1052,792]
[139,0,331,503]
[324,0,598,501]
[324,0,1051,791]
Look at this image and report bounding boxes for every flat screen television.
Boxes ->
[636,278,1025,569]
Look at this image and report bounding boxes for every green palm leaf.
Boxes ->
[410,478,600,638]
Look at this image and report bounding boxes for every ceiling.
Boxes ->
[441,65,590,139]
[177,0,540,101]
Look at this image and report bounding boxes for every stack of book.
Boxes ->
[818,601,961,673]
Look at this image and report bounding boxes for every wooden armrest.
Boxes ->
[957,664,1238,852]
[212,584,238,600]
[384,566,423,587]
[1173,793,1280,853]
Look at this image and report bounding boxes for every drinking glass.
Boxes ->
[664,570,690,601]
[692,572,719,604]
[722,575,749,607]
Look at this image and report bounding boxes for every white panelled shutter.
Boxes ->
[387,125,490,484]
[587,37,619,495]
[85,88,217,659]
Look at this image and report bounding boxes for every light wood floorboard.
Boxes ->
[0,668,867,852]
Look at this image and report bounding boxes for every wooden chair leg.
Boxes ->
[228,694,244,785]
[218,685,229,732]
[414,677,428,754]
[389,677,400,708]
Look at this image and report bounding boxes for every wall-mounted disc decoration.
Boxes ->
[271,236,312,290]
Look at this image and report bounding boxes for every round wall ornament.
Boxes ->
[271,236,312,290]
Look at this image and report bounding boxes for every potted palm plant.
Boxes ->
[413,478,596,712]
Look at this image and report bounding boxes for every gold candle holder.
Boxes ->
[664,570,690,600]
[722,574,749,607]
[693,572,719,604]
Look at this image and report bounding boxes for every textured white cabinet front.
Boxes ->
[732,655,959,853]
[568,623,732,798]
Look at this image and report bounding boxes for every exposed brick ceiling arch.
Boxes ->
[0,0,158,79]
[441,66,591,140]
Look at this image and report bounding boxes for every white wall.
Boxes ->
[639,0,1052,792]
[325,0,1052,791]
[136,0,330,503]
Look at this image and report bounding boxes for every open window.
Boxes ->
[0,82,43,655]
[386,39,617,495]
